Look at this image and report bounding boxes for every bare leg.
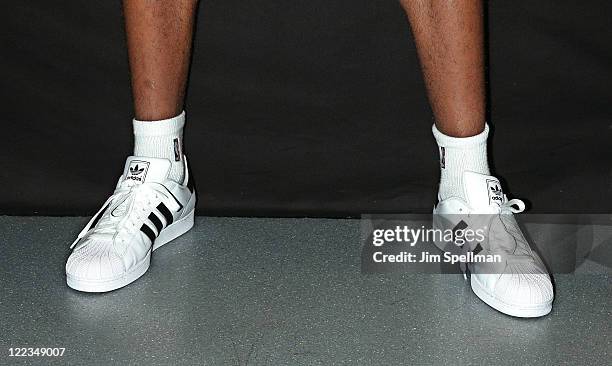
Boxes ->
[123,0,199,121]
[400,0,485,137]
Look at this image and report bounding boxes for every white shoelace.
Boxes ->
[500,197,526,214]
[70,180,175,249]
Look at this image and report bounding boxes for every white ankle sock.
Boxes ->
[133,111,185,183]
[432,124,490,201]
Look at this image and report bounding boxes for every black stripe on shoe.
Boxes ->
[148,212,164,233]
[156,203,174,226]
[453,220,469,246]
[140,224,156,242]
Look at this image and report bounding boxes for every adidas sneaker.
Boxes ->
[433,171,554,317]
[66,156,196,292]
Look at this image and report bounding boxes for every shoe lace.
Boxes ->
[500,197,525,214]
[70,180,174,249]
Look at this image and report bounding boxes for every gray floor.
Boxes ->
[0,217,610,365]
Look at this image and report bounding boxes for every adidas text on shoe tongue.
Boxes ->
[462,171,504,209]
[123,156,172,184]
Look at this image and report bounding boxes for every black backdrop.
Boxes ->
[2,1,611,216]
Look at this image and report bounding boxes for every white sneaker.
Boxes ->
[66,156,196,292]
[433,171,554,317]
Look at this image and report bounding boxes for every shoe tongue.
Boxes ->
[122,156,171,184]
[463,171,505,209]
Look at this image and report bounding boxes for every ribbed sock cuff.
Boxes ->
[432,123,489,148]
[133,111,185,137]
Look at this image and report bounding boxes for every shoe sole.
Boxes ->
[432,211,552,318]
[470,275,552,318]
[66,208,195,293]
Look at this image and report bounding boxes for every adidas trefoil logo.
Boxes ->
[490,184,502,196]
[126,160,150,183]
[129,165,145,175]
[486,180,503,206]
